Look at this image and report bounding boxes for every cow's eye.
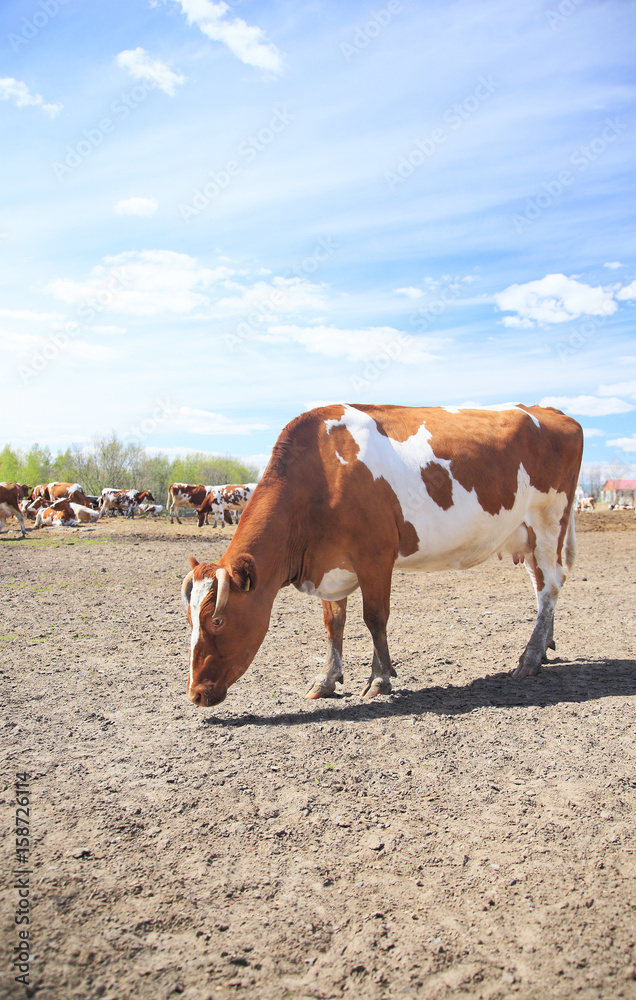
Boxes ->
[212,617,225,629]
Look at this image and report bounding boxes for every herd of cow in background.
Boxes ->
[0,480,257,536]
[0,478,627,539]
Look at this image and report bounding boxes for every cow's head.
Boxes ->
[196,503,209,528]
[182,555,270,706]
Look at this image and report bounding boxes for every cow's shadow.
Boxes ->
[202,658,636,728]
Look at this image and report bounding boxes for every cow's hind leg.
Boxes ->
[513,509,576,679]
[359,569,396,698]
[306,598,347,699]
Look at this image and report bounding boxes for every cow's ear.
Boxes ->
[232,554,257,593]
[189,555,200,569]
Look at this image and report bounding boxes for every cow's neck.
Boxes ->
[219,483,304,595]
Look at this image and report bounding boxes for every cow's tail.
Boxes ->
[563,504,577,574]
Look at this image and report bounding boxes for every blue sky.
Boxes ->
[1,0,635,475]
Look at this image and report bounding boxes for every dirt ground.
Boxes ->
[2,512,636,1000]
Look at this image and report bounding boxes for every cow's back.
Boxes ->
[257,403,583,573]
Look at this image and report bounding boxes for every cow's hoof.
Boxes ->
[512,655,542,679]
[305,681,336,699]
[361,676,392,698]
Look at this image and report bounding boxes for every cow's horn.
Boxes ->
[214,567,231,616]
[181,570,194,608]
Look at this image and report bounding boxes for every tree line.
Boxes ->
[0,434,260,503]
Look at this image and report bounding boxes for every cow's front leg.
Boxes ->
[360,573,396,698]
[306,598,347,699]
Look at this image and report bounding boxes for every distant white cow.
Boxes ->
[70,502,100,523]
[138,503,164,517]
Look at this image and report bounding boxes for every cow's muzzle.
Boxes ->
[187,682,227,707]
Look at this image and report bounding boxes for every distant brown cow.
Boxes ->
[32,481,88,505]
[168,484,215,524]
[0,483,28,537]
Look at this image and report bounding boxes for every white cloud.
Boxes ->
[540,395,635,417]
[94,325,127,336]
[215,276,328,317]
[494,274,617,327]
[498,315,534,330]
[116,48,185,96]
[163,406,268,435]
[0,328,42,353]
[259,324,440,364]
[114,197,158,217]
[0,308,59,321]
[0,77,61,116]
[606,436,636,452]
[67,341,117,362]
[0,326,115,363]
[582,428,605,437]
[616,279,636,301]
[394,286,423,299]
[45,250,235,316]
[597,380,636,398]
[604,261,623,269]
[174,0,282,74]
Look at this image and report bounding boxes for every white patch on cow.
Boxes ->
[189,576,215,687]
[325,405,568,573]
[314,568,360,600]
[444,402,541,429]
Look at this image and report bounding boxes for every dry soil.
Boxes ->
[1,512,636,1000]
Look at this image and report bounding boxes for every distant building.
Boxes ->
[601,479,636,504]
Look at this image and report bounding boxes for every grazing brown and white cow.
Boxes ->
[34,498,76,528]
[196,483,257,528]
[181,403,583,708]
[99,488,155,517]
[168,484,215,524]
[0,483,29,538]
[36,482,88,505]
